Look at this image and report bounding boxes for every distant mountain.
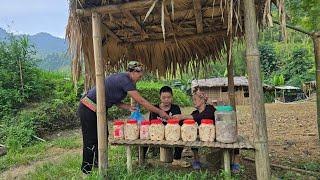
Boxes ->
[0,27,70,71]
[0,27,67,54]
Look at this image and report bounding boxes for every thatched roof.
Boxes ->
[66,0,284,89]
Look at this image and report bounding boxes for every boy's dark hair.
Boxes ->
[160,86,173,95]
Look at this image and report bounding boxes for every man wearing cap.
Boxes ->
[78,61,170,174]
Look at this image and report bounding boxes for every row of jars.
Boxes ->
[113,119,218,142]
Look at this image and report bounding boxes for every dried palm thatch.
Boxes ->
[66,0,286,89]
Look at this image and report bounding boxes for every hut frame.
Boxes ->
[65,0,294,179]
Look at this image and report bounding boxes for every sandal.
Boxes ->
[172,159,191,167]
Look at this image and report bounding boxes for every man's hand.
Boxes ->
[158,110,170,119]
[172,114,184,120]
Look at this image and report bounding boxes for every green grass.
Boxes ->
[0,133,81,173]
[25,146,237,180]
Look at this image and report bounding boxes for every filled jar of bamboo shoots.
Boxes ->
[165,119,181,141]
[124,120,139,140]
[149,119,164,140]
[181,119,197,142]
[140,120,150,140]
[199,119,215,142]
[113,120,125,140]
[215,106,237,143]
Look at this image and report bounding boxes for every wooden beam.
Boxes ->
[227,34,236,110]
[123,10,148,38]
[121,30,227,45]
[76,0,154,17]
[92,12,108,177]
[273,20,312,36]
[101,22,122,42]
[243,0,271,179]
[193,0,203,33]
[313,32,320,141]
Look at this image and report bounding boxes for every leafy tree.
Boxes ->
[259,44,278,78]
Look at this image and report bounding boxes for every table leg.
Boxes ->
[139,146,145,165]
[126,146,132,173]
[223,149,231,178]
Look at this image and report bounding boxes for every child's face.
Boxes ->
[160,92,173,106]
[192,95,205,108]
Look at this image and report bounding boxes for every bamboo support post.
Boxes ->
[160,147,173,163]
[227,33,236,110]
[223,149,231,178]
[92,12,108,176]
[313,32,320,141]
[126,146,133,173]
[243,0,271,179]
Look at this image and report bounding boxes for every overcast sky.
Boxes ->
[0,0,69,38]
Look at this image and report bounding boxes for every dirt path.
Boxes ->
[0,147,81,179]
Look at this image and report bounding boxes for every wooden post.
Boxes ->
[243,0,271,179]
[227,33,236,110]
[313,32,320,141]
[160,147,173,163]
[126,146,132,173]
[92,12,108,176]
[223,149,231,178]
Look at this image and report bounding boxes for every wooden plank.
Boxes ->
[244,0,271,179]
[92,12,108,176]
[193,0,203,33]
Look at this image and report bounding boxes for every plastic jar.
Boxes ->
[199,119,215,142]
[113,120,125,140]
[140,120,150,140]
[165,119,181,141]
[181,119,197,142]
[149,119,165,141]
[215,106,237,143]
[124,120,139,140]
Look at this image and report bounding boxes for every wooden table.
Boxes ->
[109,136,254,174]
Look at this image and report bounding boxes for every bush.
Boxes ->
[107,81,192,120]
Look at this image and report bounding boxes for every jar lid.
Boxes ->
[167,119,179,124]
[201,119,214,124]
[150,119,162,124]
[184,119,195,124]
[114,120,125,126]
[127,120,137,124]
[215,106,233,111]
[141,120,150,125]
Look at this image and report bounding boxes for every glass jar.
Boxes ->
[181,119,197,142]
[124,120,139,140]
[165,119,181,141]
[199,119,215,142]
[140,120,150,140]
[215,106,237,143]
[149,119,165,141]
[113,120,125,140]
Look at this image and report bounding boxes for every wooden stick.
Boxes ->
[126,146,132,173]
[76,0,155,17]
[273,20,312,36]
[193,0,203,33]
[243,157,320,176]
[32,135,46,142]
[0,144,6,147]
[243,0,271,179]
[313,32,320,141]
[92,12,108,176]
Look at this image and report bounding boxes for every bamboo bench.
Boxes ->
[109,136,254,174]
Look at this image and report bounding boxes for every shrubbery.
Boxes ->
[107,81,192,120]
